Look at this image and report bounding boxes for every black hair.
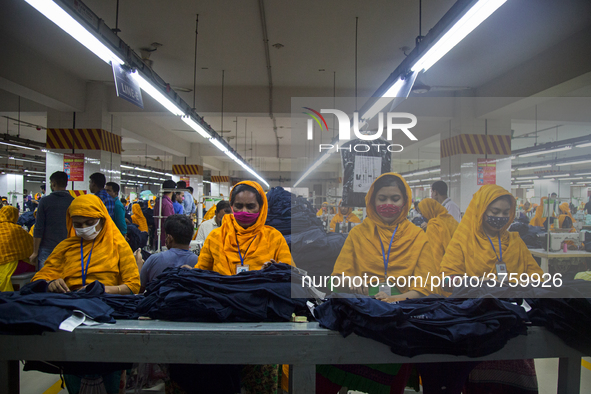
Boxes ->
[216,200,231,213]
[50,171,69,188]
[162,180,177,189]
[230,184,263,207]
[40,185,46,191]
[177,181,187,189]
[106,182,120,195]
[23,189,28,194]
[431,180,448,196]
[121,198,127,204]
[90,173,106,189]
[188,186,194,194]
[164,214,194,245]
[371,175,407,205]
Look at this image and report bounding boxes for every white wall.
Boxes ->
[0,174,24,207]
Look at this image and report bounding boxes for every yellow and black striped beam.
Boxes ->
[172,164,203,175]
[46,129,122,154]
[211,176,230,183]
[441,134,511,158]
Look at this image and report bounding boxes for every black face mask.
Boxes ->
[485,215,510,229]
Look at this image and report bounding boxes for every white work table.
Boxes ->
[0,321,589,393]
[529,248,591,272]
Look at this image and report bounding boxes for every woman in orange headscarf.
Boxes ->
[33,194,140,294]
[197,180,292,275]
[329,203,361,232]
[0,206,34,291]
[440,185,542,394]
[418,198,459,277]
[131,203,149,233]
[557,202,576,230]
[530,197,551,227]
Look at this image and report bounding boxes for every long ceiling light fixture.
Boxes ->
[516,164,551,171]
[9,156,45,164]
[557,160,591,166]
[23,0,124,65]
[0,141,36,151]
[294,0,507,188]
[518,146,571,158]
[23,0,269,189]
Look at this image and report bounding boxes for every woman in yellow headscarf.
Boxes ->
[131,203,149,233]
[197,180,292,275]
[529,197,551,227]
[317,201,330,217]
[0,206,34,291]
[202,204,217,221]
[33,194,140,294]
[440,185,542,394]
[331,173,437,299]
[557,202,576,230]
[329,203,361,232]
[417,198,458,276]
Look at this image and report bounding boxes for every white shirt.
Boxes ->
[195,218,219,243]
[442,198,462,222]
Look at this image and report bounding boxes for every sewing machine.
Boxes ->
[543,231,585,251]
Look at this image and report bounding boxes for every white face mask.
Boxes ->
[75,220,102,240]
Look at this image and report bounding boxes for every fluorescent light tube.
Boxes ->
[429,169,441,173]
[181,116,211,139]
[9,157,44,164]
[153,171,165,175]
[412,0,507,72]
[517,164,551,171]
[557,160,591,166]
[135,167,153,173]
[408,180,421,183]
[361,78,405,120]
[0,141,36,150]
[132,72,184,116]
[575,142,591,148]
[210,139,228,153]
[24,170,45,174]
[556,177,583,180]
[148,177,159,180]
[542,174,570,178]
[23,0,124,65]
[514,180,534,184]
[575,172,591,176]
[26,174,46,178]
[518,146,571,158]
[515,176,538,180]
[121,165,134,169]
[165,173,172,177]
[412,170,430,176]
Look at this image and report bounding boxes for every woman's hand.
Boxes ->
[377,290,422,303]
[180,265,193,270]
[134,249,144,270]
[262,259,278,270]
[48,279,70,293]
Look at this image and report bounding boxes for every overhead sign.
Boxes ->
[477,159,496,185]
[64,154,85,182]
[112,64,144,109]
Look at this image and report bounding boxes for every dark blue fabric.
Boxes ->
[265,186,294,235]
[0,281,116,334]
[138,264,310,322]
[291,228,346,293]
[291,196,324,234]
[314,295,528,357]
[17,211,36,230]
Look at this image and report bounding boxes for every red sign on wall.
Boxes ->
[64,154,85,182]
[477,159,496,185]
[180,176,190,187]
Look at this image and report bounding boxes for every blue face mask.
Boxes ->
[485,215,510,230]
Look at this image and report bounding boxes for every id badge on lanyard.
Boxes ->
[487,235,506,276]
[379,225,398,293]
[378,283,392,296]
[236,235,257,274]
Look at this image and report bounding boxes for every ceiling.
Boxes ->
[1,0,591,184]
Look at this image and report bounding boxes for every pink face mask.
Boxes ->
[376,204,401,218]
[233,211,260,225]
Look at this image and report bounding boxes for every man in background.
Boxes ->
[140,214,197,291]
[431,180,461,222]
[29,171,74,269]
[153,180,176,250]
[177,181,196,217]
[106,182,127,236]
[195,201,231,243]
[89,172,115,219]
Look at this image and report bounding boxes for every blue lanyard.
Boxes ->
[80,238,96,286]
[236,236,257,266]
[378,225,399,280]
[486,234,503,263]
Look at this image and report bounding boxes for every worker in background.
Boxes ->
[106,182,127,236]
[173,192,184,215]
[440,185,543,394]
[558,202,576,232]
[585,197,591,215]
[317,202,330,217]
[0,206,34,291]
[153,180,176,250]
[430,180,461,222]
[329,203,361,232]
[140,215,198,291]
[131,203,149,233]
[29,171,74,269]
[195,200,232,243]
[89,173,115,219]
[177,181,196,217]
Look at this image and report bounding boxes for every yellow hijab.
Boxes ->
[131,203,149,232]
[197,181,292,275]
[558,202,576,230]
[33,195,140,293]
[203,205,217,221]
[0,206,33,265]
[441,185,543,278]
[418,198,458,268]
[332,173,436,294]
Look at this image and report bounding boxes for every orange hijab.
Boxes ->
[441,185,543,279]
[529,198,548,227]
[558,202,576,230]
[197,181,292,275]
[418,198,458,268]
[132,203,149,232]
[33,195,140,293]
[0,206,33,265]
[332,173,436,294]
